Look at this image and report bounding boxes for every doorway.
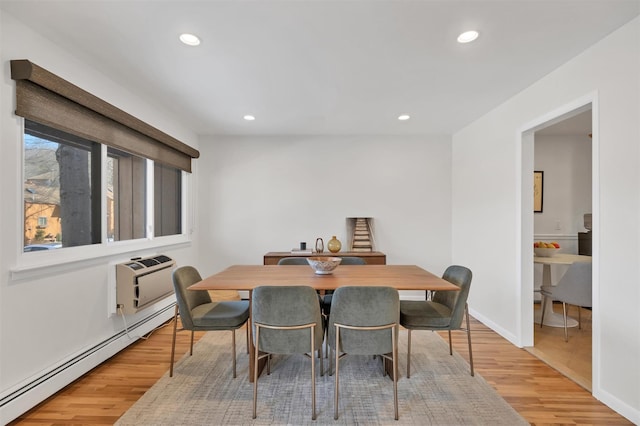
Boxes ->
[518,96,597,392]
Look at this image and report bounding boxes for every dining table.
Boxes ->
[189,264,460,381]
[534,253,592,327]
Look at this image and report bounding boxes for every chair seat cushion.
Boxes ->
[400,300,452,329]
[191,300,249,330]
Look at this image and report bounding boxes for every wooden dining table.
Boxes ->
[190,264,459,380]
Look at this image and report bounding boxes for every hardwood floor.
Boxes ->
[9,315,631,425]
[526,302,592,391]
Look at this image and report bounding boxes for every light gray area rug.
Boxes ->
[117,329,528,425]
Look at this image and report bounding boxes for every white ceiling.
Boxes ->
[1,0,638,137]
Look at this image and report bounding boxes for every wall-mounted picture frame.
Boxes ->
[534,171,543,213]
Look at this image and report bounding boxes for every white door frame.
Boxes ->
[516,92,599,390]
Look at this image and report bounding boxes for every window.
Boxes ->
[107,148,146,242]
[24,120,100,249]
[13,59,199,255]
[24,119,183,251]
[154,163,182,237]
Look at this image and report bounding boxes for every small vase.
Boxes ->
[315,238,324,253]
[327,236,341,253]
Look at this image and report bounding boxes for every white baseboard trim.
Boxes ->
[468,307,520,347]
[0,303,175,424]
[592,383,639,424]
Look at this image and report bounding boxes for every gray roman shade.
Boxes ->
[10,59,199,173]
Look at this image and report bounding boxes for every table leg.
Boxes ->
[247,290,267,382]
[533,264,578,328]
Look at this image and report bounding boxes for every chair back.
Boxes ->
[338,256,366,265]
[252,285,324,354]
[277,257,309,265]
[328,286,399,355]
[552,262,592,307]
[172,266,212,330]
[432,265,472,329]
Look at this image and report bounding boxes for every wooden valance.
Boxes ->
[10,59,199,173]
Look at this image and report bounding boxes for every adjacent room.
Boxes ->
[1,1,639,425]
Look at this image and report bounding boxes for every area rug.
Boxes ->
[116,329,528,425]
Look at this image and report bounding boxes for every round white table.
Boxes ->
[533,253,592,327]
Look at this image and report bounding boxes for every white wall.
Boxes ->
[195,135,453,293]
[535,134,592,236]
[452,17,639,423]
[0,11,199,423]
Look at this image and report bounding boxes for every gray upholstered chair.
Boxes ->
[328,286,400,420]
[277,257,309,265]
[400,265,474,378]
[170,266,250,378]
[321,256,366,316]
[251,285,324,420]
[540,261,592,342]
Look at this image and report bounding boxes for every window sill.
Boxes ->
[11,235,191,281]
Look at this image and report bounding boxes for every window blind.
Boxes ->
[11,59,199,173]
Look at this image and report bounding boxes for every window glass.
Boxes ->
[107,148,146,242]
[23,119,186,253]
[24,120,100,250]
[154,163,182,237]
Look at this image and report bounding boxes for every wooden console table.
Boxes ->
[264,251,386,265]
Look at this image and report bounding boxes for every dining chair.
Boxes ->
[251,285,324,420]
[170,266,250,378]
[399,265,474,378]
[328,286,400,420]
[320,256,366,316]
[540,261,592,341]
[276,257,309,265]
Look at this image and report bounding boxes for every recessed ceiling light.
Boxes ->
[457,30,479,44]
[243,115,256,121]
[398,114,410,121]
[179,33,201,46]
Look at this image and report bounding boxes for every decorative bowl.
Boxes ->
[534,247,559,257]
[306,256,342,275]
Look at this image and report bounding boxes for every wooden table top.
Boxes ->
[190,264,459,292]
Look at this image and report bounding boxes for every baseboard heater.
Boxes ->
[0,305,174,423]
[116,254,176,315]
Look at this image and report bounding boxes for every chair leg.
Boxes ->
[246,324,249,354]
[329,345,333,376]
[406,329,412,379]
[448,330,453,355]
[190,330,194,356]
[465,304,474,377]
[392,325,399,420]
[540,294,547,327]
[267,354,271,375]
[562,302,569,342]
[578,306,582,329]
[253,325,260,419]
[334,326,341,420]
[232,329,237,378]
[311,325,317,420]
[169,305,179,377]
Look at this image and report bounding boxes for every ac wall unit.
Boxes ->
[116,254,176,315]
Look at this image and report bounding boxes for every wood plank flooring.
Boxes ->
[9,315,632,425]
[526,303,592,391]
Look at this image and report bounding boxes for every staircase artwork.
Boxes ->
[349,217,374,252]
